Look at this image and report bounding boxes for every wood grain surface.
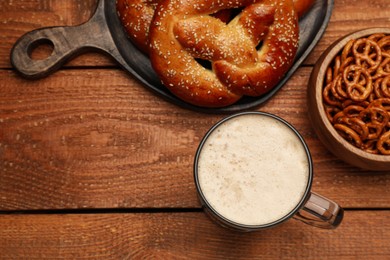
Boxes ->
[1,212,389,259]
[1,67,390,210]
[1,0,390,258]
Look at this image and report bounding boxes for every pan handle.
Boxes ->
[10,0,119,79]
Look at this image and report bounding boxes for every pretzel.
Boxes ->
[323,82,342,108]
[334,124,363,148]
[369,97,390,112]
[116,0,158,53]
[374,78,385,98]
[381,75,390,97]
[378,36,390,52]
[362,139,379,154]
[342,65,373,101]
[377,130,390,154]
[332,105,364,124]
[373,53,390,80]
[147,0,301,107]
[360,107,389,137]
[324,105,341,123]
[116,0,233,53]
[335,116,369,140]
[352,38,382,73]
[292,0,314,17]
[333,74,348,99]
[368,33,387,43]
[341,99,370,109]
[322,33,390,154]
[116,0,313,54]
[341,39,355,64]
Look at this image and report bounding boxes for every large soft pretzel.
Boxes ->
[148,0,300,107]
[116,0,312,54]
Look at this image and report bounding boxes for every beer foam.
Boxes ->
[197,114,310,226]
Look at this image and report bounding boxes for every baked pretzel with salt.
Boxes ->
[116,0,313,55]
[148,0,300,107]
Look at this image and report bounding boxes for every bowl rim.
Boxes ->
[314,27,390,165]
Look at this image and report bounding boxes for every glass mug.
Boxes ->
[194,112,343,231]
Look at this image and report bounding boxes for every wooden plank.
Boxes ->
[0,211,389,259]
[2,0,390,68]
[1,68,390,210]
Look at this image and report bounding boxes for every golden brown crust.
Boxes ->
[293,0,314,18]
[148,0,299,107]
[117,0,312,107]
[116,0,159,54]
[116,0,233,54]
[116,0,312,54]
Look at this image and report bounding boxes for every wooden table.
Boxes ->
[1,0,390,258]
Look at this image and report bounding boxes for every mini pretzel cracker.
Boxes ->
[322,33,390,155]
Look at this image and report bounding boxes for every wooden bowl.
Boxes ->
[307,28,390,171]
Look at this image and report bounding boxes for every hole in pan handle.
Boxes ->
[10,0,121,79]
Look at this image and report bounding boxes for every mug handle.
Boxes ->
[293,192,344,229]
